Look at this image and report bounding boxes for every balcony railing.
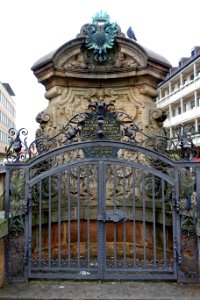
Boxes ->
[156,75,200,108]
[163,107,200,129]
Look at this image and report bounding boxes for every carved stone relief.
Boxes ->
[64,53,87,70]
[35,85,164,139]
[114,52,139,69]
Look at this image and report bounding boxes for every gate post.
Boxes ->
[178,166,200,283]
[196,168,200,283]
[0,214,7,288]
[5,165,28,283]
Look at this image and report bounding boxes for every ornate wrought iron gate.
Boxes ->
[5,141,183,281]
[4,102,200,282]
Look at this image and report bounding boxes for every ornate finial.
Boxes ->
[92,11,110,23]
[6,128,29,162]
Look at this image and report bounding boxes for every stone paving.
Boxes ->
[0,280,200,300]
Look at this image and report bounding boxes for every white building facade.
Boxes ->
[0,82,16,156]
[156,47,200,146]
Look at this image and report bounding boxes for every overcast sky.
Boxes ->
[1,0,200,143]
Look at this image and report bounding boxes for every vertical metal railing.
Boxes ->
[142,172,146,268]
[123,165,126,268]
[67,168,71,267]
[161,179,167,268]
[98,161,106,279]
[48,176,52,268]
[132,167,136,269]
[38,180,42,269]
[86,165,90,268]
[113,163,117,268]
[57,173,61,268]
[77,166,80,269]
[152,175,157,268]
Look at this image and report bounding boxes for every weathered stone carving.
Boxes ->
[114,52,138,69]
[36,86,165,139]
[64,53,87,70]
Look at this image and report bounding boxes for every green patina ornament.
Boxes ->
[84,11,118,62]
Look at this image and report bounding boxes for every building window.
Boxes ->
[178,106,181,114]
[191,100,195,109]
[183,103,187,112]
[191,49,195,57]
[197,98,200,106]
[0,91,16,117]
[0,110,15,128]
[190,74,194,81]
[0,130,9,144]
[172,109,176,117]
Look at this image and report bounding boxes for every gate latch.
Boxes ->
[98,210,127,223]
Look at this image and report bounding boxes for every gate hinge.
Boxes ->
[98,210,127,223]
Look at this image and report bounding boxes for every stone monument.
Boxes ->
[32,11,170,141]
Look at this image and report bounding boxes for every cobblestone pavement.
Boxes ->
[0,281,200,300]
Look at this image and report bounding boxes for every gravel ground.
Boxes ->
[0,280,200,300]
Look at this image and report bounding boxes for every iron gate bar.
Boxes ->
[171,187,177,275]
[174,167,180,271]
[142,172,146,268]
[67,168,71,267]
[86,165,90,268]
[152,175,156,268]
[39,180,42,269]
[123,165,126,268]
[162,179,167,268]
[113,163,117,268]
[77,166,80,269]
[98,161,106,280]
[48,175,51,268]
[132,167,136,269]
[58,172,61,268]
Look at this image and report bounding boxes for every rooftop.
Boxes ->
[159,46,200,87]
[1,82,15,96]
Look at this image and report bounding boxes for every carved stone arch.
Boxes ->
[53,38,83,65]
[116,38,148,69]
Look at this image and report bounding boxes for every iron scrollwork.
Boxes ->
[6,102,199,163]
[6,128,29,162]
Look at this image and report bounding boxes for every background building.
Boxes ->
[0,82,16,158]
[156,46,200,146]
